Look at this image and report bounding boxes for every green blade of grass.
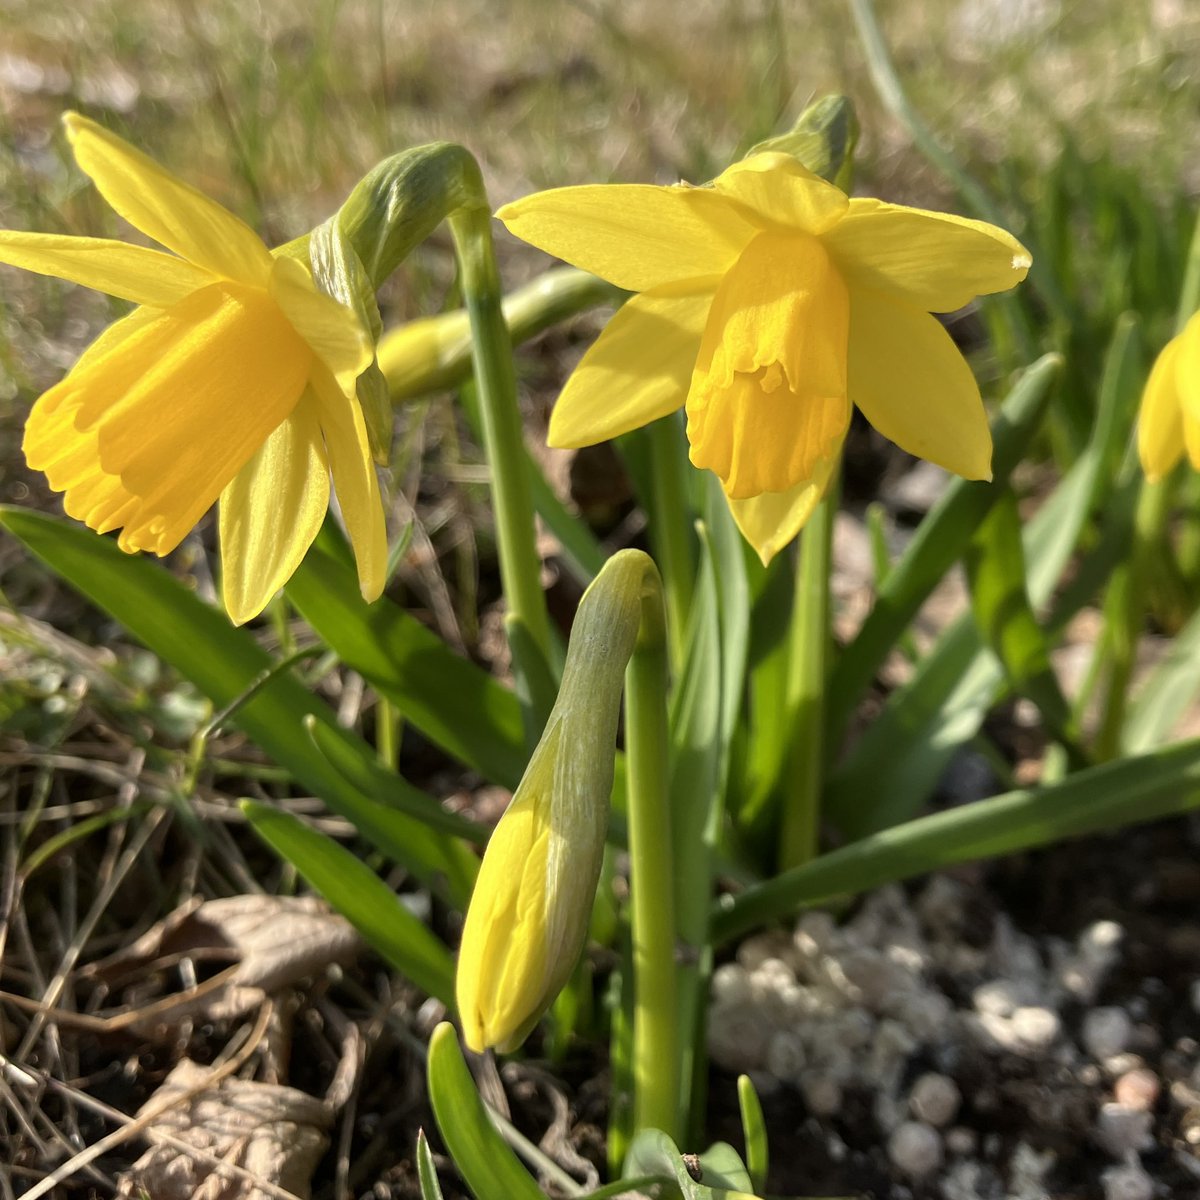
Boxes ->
[1122,602,1200,753]
[1,507,470,900]
[287,523,527,790]
[715,738,1200,945]
[426,1023,546,1200]
[242,800,456,1006]
[826,353,1061,744]
[416,1130,446,1200]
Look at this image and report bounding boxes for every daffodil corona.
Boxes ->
[1138,313,1200,482]
[1,114,386,623]
[498,153,1032,561]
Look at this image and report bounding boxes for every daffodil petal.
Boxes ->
[547,289,710,448]
[1138,334,1185,482]
[848,287,992,480]
[496,183,759,292]
[219,392,330,625]
[269,255,372,394]
[825,198,1031,313]
[1173,313,1200,423]
[725,454,838,564]
[63,112,272,285]
[310,364,386,603]
[0,232,214,306]
[26,281,310,555]
[686,232,850,498]
[713,152,849,235]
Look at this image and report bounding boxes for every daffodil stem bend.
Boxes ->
[622,558,681,1141]
[290,143,555,676]
[779,484,836,871]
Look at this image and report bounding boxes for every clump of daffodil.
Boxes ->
[1138,313,1200,481]
[497,153,1032,561]
[457,550,649,1053]
[0,113,385,623]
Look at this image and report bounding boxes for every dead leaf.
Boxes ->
[116,1059,331,1200]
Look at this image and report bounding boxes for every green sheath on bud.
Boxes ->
[456,550,661,1053]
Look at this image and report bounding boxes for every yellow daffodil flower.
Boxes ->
[0,113,386,623]
[497,153,1032,561]
[1138,313,1200,482]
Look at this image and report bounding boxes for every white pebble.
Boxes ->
[765,1030,806,1080]
[1094,1102,1154,1157]
[1081,920,1125,958]
[1100,1161,1154,1200]
[800,1072,842,1117]
[887,1120,943,1178]
[909,1072,961,1127]
[945,1126,977,1156]
[711,963,751,1005]
[974,979,1023,1018]
[1084,1007,1133,1060]
[738,932,793,971]
[1010,1006,1061,1054]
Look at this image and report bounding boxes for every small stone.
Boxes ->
[765,1030,806,1081]
[1114,1068,1160,1112]
[711,963,751,1006]
[945,1126,977,1156]
[800,1072,842,1117]
[887,1120,943,1178]
[1084,1007,1133,1060]
[1081,920,1125,957]
[1100,1161,1154,1200]
[1011,1006,1061,1055]
[1095,1102,1154,1157]
[973,979,1023,1018]
[738,931,793,971]
[1104,1053,1146,1080]
[909,1072,961,1127]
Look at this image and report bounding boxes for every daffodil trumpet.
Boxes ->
[496,151,1032,563]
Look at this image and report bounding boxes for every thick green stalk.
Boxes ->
[779,487,835,870]
[623,564,680,1140]
[449,202,555,672]
[645,415,695,671]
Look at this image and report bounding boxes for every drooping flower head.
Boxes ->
[0,113,386,623]
[1138,313,1200,482]
[497,154,1032,561]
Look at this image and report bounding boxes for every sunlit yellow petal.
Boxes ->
[725,454,839,564]
[219,392,330,625]
[847,287,991,480]
[26,281,309,554]
[269,255,372,394]
[63,112,272,285]
[310,364,386,602]
[713,152,849,235]
[1138,334,1185,482]
[496,183,758,292]
[0,232,214,306]
[686,232,850,497]
[1173,313,1200,423]
[547,288,710,448]
[824,198,1032,313]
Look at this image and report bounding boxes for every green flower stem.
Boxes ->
[449,201,555,674]
[645,415,695,671]
[779,485,836,871]
[1095,475,1171,759]
[380,266,624,402]
[623,561,680,1140]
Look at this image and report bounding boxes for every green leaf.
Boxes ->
[1123,601,1200,753]
[827,353,1061,744]
[287,524,527,790]
[426,1023,546,1200]
[416,1130,446,1200]
[624,1128,756,1199]
[965,490,1077,753]
[714,737,1200,945]
[827,326,1136,838]
[242,801,456,1006]
[1,507,468,899]
[737,1076,768,1196]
